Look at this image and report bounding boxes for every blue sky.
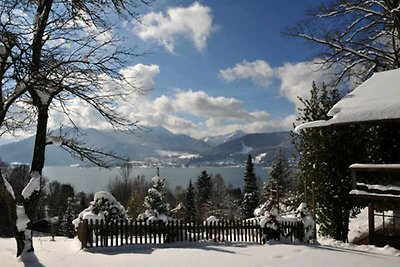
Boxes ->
[4,0,333,143]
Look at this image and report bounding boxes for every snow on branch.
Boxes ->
[16,205,30,232]
[2,176,15,199]
[21,171,41,200]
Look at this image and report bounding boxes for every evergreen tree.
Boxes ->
[139,172,170,220]
[126,175,151,219]
[196,170,212,220]
[293,82,366,241]
[185,180,196,222]
[242,154,259,219]
[59,197,76,238]
[267,149,293,199]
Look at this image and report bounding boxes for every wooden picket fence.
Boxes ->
[77,219,305,248]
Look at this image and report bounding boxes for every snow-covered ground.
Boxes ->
[1,236,399,267]
[1,207,399,267]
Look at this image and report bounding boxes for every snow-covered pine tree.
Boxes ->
[196,170,212,220]
[293,82,366,241]
[242,154,259,219]
[59,197,76,238]
[138,171,170,221]
[259,187,280,241]
[185,180,196,222]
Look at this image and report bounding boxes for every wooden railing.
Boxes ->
[77,219,305,248]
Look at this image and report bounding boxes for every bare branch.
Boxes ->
[287,0,400,85]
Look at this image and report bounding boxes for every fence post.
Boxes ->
[110,220,114,246]
[95,219,99,247]
[77,219,88,249]
[158,221,162,244]
[125,220,129,245]
[179,221,183,242]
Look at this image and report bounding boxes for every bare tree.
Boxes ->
[287,0,400,87]
[0,0,150,257]
[107,164,135,207]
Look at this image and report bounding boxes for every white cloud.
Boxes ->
[119,64,160,91]
[219,58,340,110]
[133,2,215,53]
[174,90,249,119]
[219,60,274,87]
[130,89,293,138]
[276,60,337,109]
[48,63,160,130]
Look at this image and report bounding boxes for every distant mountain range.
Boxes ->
[0,127,295,166]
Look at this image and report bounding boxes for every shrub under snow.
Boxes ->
[295,202,315,243]
[72,191,127,228]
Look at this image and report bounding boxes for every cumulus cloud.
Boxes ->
[276,60,337,109]
[219,58,338,111]
[119,64,160,91]
[133,2,215,53]
[219,60,274,87]
[48,63,160,130]
[131,89,293,138]
[174,90,249,119]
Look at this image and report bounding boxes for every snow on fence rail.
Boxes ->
[77,219,305,248]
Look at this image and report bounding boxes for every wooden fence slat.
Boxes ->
[98,220,103,247]
[134,220,138,244]
[196,221,199,242]
[179,221,183,241]
[111,221,115,247]
[139,220,143,244]
[89,219,94,248]
[94,219,98,247]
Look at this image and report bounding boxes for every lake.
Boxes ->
[42,166,268,193]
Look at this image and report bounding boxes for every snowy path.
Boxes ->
[1,237,399,267]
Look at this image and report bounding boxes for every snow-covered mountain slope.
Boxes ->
[0,127,210,166]
[202,130,246,146]
[192,131,294,165]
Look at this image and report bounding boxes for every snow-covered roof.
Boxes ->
[295,68,400,133]
[350,182,400,200]
[349,163,400,171]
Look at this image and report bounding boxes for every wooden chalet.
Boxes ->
[349,164,400,248]
[295,68,400,248]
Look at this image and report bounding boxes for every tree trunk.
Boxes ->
[0,170,25,256]
[17,105,49,256]
[30,105,48,174]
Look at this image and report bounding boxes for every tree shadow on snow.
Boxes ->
[85,244,155,255]
[19,252,46,267]
[83,241,252,255]
[306,243,398,259]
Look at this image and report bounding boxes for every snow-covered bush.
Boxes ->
[255,189,281,241]
[72,191,127,228]
[204,215,218,225]
[137,175,171,222]
[295,203,315,243]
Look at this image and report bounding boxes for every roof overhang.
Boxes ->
[294,68,400,134]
